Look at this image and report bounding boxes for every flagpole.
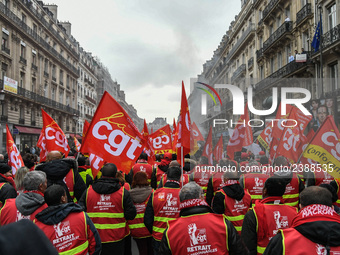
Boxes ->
[181,146,184,187]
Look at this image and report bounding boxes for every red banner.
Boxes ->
[37,130,47,162]
[202,126,213,164]
[41,109,70,157]
[80,92,145,177]
[150,124,173,154]
[175,81,191,158]
[6,125,24,175]
[227,104,253,159]
[214,135,224,163]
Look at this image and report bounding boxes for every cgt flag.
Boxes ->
[80,91,145,177]
[202,126,213,165]
[82,120,90,139]
[214,135,224,163]
[37,129,47,162]
[6,125,24,175]
[41,109,70,157]
[150,124,173,154]
[302,115,340,177]
[74,137,81,152]
[141,119,155,163]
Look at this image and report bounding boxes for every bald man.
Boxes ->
[35,151,86,203]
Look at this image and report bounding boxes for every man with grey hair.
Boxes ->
[159,182,247,254]
[0,171,48,225]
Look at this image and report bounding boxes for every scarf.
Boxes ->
[179,199,209,210]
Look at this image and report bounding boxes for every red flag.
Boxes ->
[82,120,90,139]
[302,116,340,177]
[172,118,177,135]
[202,126,213,164]
[172,122,179,152]
[227,103,253,159]
[80,92,145,177]
[175,81,191,158]
[300,129,317,165]
[214,135,224,163]
[41,109,70,157]
[141,120,155,163]
[257,122,273,152]
[74,137,81,152]
[276,107,313,162]
[6,125,24,175]
[150,124,173,154]
[191,122,204,142]
[37,130,47,162]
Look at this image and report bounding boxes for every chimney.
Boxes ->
[44,4,58,22]
[59,22,72,36]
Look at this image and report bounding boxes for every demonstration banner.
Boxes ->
[6,125,24,174]
[302,115,340,178]
[81,91,145,177]
[37,130,47,162]
[150,124,172,154]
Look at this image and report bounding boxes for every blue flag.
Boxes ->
[311,20,322,52]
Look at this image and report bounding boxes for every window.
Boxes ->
[270,57,274,73]
[330,63,338,91]
[259,10,263,20]
[44,59,48,73]
[31,108,36,122]
[2,32,8,50]
[20,106,24,119]
[328,3,337,30]
[66,75,69,88]
[269,24,274,35]
[66,95,70,106]
[32,78,36,92]
[286,45,291,63]
[276,15,281,28]
[260,65,264,80]
[44,82,48,97]
[59,70,63,84]
[20,72,25,88]
[4,0,9,8]
[52,65,56,78]
[33,24,37,34]
[21,13,26,24]
[1,63,7,80]
[259,36,263,48]
[242,54,245,64]
[59,90,63,103]
[278,52,282,69]
[285,6,291,20]
[302,31,309,50]
[52,87,56,100]
[32,52,36,65]
[20,43,26,58]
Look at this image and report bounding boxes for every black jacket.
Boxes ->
[0,175,17,205]
[159,204,248,255]
[144,181,179,234]
[264,217,340,254]
[35,203,101,255]
[151,165,167,190]
[212,183,246,214]
[79,177,136,221]
[35,158,86,202]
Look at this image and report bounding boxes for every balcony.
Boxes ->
[19,56,27,65]
[262,0,281,22]
[17,86,80,116]
[1,115,8,122]
[52,76,56,82]
[19,118,25,124]
[231,64,246,83]
[31,63,38,71]
[60,81,64,86]
[322,24,340,49]
[0,2,79,77]
[1,45,10,55]
[248,57,254,69]
[85,113,92,120]
[85,95,96,105]
[44,71,49,78]
[296,3,312,26]
[263,21,293,53]
[256,48,264,62]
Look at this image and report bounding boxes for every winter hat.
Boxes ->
[167,167,181,181]
[163,153,172,160]
[0,163,11,174]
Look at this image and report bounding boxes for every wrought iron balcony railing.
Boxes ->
[296,3,312,26]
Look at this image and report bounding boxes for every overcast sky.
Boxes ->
[53,0,241,124]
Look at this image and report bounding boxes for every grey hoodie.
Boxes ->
[15,192,45,216]
[129,186,153,204]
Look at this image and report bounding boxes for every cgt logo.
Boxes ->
[197,83,311,116]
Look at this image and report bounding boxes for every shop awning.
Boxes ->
[15,125,42,135]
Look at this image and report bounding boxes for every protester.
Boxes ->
[212,168,251,234]
[128,152,153,185]
[151,152,172,189]
[0,171,47,224]
[128,172,154,255]
[77,156,93,187]
[79,163,136,255]
[190,156,212,197]
[14,166,29,194]
[264,186,340,254]
[0,163,17,207]
[35,185,101,255]
[159,182,248,254]
[35,150,87,203]
[144,166,181,254]
[158,160,190,188]
[241,176,297,255]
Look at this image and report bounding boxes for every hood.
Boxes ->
[222,184,245,201]
[129,186,152,203]
[92,178,121,194]
[35,203,83,225]
[296,221,340,246]
[15,192,45,216]
[35,159,76,180]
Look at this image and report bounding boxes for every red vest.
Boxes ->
[314,171,334,186]
[281,228,340,254]
[152,187,181,240]
[35,212,89,255]
[156,167,166,187]
[64,169,76,202]
[132,162,153,183]
[282,173,300,208]
[166,213,229,255]
[193,166,212,195]
[128,192,152,239]
[86,186,129,243]
[253,198,297,254]
[211,172,225,195]
[243,173,268,206]
[161,174,189,188]
[0,197,47,225]
[216,188,251,234]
